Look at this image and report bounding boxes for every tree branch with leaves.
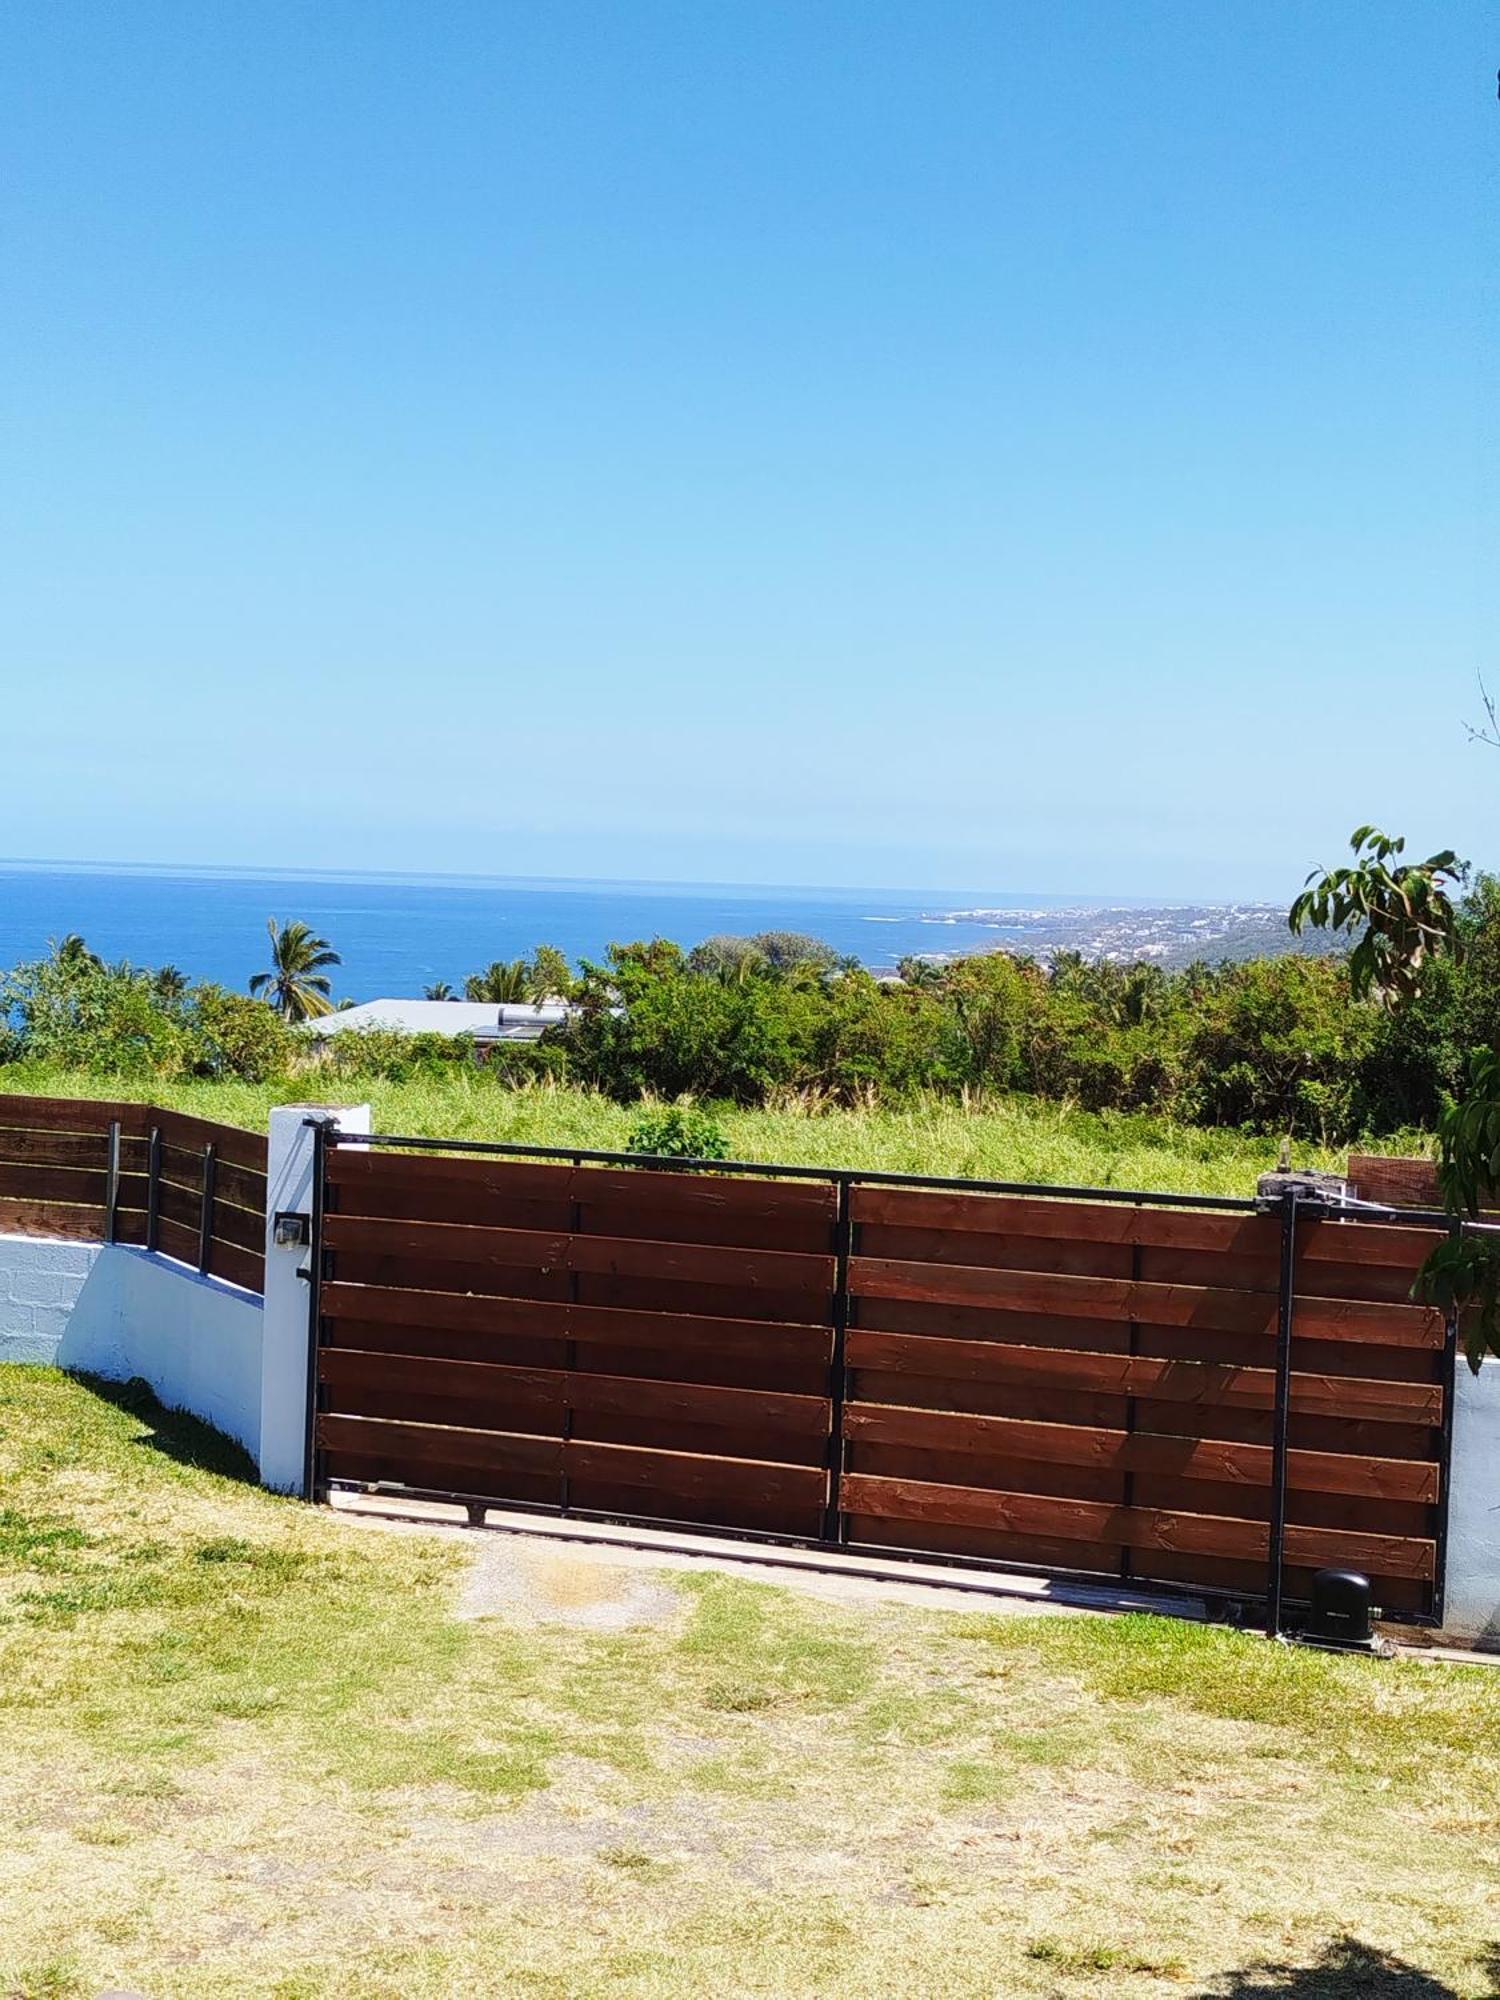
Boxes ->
[1289,827,1500,1368]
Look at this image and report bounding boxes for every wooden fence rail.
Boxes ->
[0,1094,268,1292]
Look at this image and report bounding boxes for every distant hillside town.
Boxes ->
[905,902,1327,971]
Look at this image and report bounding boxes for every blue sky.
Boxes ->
[0,2,1489,900]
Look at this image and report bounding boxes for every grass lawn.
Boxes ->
[0,1370,1495,1998]
[0,1064,1426,1197]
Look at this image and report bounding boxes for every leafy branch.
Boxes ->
[1288,826,1463,1007]
[1287,826,1500,1367]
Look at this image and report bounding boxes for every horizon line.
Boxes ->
[0,853,1280,911]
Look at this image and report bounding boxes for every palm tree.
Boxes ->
[464,947,574,1006]
[464,959,530,1003]
[153,964,189,1003]
[424,980,456,1001]
[50,933,102,970]
[249,918,341,1022]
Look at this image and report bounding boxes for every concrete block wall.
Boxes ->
[0,1235,103,1364]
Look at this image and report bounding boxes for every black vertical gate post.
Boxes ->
[104,1119,122,1245]
[822,1177,853,1544]
[560,1153,582,1518]
[1265,1189,1301,1639]
[145,1125,162,1254]
[1119,1200,1144,1581]
[300,1117,330,1503]
[196,1142,217,1276]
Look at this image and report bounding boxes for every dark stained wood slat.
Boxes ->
[1297,1214,1446,1268]
[0,1093,150,1136]
[317,1414,826,1518]
[849,1256,1444,1349]
[0,1195,106,1242]
[566,1438,827,1511]
[154,1109,268,1174]
[318,1412,563,1478]
[319,1348,830,1439]
[207,1199,266,1258]
[849,1184,1279,1255]
[328,1148,836,1223]
[841,1404,1439,1503]
[855,1224,1136,1280]
[322,1212,835,1295]
[838,1473,1435,1580]
[0,1163,108,1207]
[845,1329,1444,1424]
[1346,1154,1441,1210]
[205,1240,265,1293]
[151,1175,274,1259]
[0,1129,114,1170]
[157,1143,267,1211]
[318,1281,833,1362]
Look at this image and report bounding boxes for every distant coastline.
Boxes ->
[0,860,1302,1000]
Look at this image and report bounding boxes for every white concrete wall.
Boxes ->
[58,1248,264,1462]
[1442,1357,1500,1650]
[0,1231,264,1462]
[0,1233,103,1363]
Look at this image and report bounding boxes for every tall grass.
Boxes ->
[0,1063,1422,1195]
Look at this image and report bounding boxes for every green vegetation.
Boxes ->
[1291,825,1500,1365]
[0,1060,1381,1193]
[625,1102,731,1161]
[2,1369,1497,1997]
[13,868,1500,1153]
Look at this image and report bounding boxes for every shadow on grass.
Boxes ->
[71,1371,260,1485]
[1209,1937,1500,1997]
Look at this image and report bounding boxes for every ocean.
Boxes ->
[0,862,1108,1003]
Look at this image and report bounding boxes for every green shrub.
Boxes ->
[184,984,295,1083]
[321,1026,477,1083]
[2,953,189,1078]
[626,1104,731,1161]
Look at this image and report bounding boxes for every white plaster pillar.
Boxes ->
[1442,1357,1500,1650]
[258,1101,371,1492]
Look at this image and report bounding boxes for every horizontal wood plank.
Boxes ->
[838,1473,1435,1580]
[322,1212,834,1296]
[845,1329,1443,1423]
[204,1239,264,1293]
[0,1195,105,1241]
[0,1094,149,1137]
[329,1147,835,1223]
[0,1162,107,1208]
[154,1109,268,1174]
[318,1412,562,1478]
[849,1256,1443,1349]
[841,1403,1439,1502]
[319,1348,830,1440]
[319,1281,832,1362]
[0,1128,113,1170]
[850,1185,1276,1254]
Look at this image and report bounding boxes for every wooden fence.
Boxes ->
[0,1094,268,1293]
[311,1140,1451,1618]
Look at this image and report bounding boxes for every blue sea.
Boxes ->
[0,861,1114,1003]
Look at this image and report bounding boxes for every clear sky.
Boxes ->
[1,2,1490,900]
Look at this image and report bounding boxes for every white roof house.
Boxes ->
[304,999,570,1045]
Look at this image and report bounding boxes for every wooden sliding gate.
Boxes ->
[309,1135,1453,1623]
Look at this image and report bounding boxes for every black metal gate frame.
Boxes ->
[303,1124,1462,1636]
